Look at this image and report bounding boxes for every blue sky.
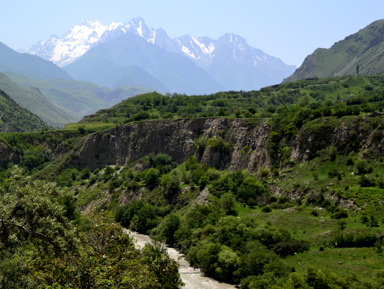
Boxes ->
[1,0,383,66]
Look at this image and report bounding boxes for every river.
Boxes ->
[126,230,237,289]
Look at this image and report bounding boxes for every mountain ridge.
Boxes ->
[285,19,384,82]
[0,72,73,127]
[27,18,295,92]
[0,42,70,81]
[0,89,50,132]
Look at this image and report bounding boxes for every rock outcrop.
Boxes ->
[72,118,272,171]
[69,115,384,171]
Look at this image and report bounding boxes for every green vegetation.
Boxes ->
[286,19,384,81]
[0,166,182,288]
[0,90,50,132]
[6,71,152,121]
[3,75,384,287]
[0,73,73,127]
[75,74,384,132]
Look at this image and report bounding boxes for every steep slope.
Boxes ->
[0,90,50,132]
[285,19,384,82]
[6,72,153,120]
[0,73,73,127]
[64,33,223,94]
[0,42,70,80]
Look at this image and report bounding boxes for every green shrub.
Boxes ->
[80,168,91,180]
[311,210,319,217]
[359,175,376,187]
[356,160,373,175]
[262,206,272,213]
[331,208,348,219]
[332,231,379,248]
[272,240,310,257]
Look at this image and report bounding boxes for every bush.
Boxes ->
[262,206,272,213]
[327,146,337,161]
[207,137,233,154]
[272,240,310,257]
[328,168,343,179]
[80,168,91,180]
[237,177,267,205]
[311,210,319,217]
[143,168,161,187]
[331,208,348,219]
[332,231,379,248]
[346,156,354,166]
[359,175,376,187]
[20,148,47,171]
[356,160,373,175]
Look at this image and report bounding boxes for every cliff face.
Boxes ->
[72,118,272,171]
[290,115,384,163]
[70,115,384,171]
[2,115,384,173]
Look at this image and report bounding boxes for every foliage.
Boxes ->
[0,168,182,288]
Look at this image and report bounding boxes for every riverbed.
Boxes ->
[126,230,237,289]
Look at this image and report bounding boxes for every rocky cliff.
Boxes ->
[3,115,384,173]
[71,118,271,171]
[68,115,384,171]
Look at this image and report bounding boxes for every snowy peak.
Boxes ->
[28,20,124,67]
[173,35,216,65]
[126,17,156,42]
[174,32,270,67]
[27,18,161,66]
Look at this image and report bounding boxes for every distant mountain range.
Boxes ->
[27,18,296,92]
[285,19,384,82]
[3,17,384,131]
[0,42,70,80]
[0,41,153,127]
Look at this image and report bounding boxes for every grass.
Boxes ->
[64,122,117,133]
[285,246,384,279]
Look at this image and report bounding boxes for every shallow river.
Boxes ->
[126,230,237,289]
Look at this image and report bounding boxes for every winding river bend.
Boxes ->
[126,230,236,289]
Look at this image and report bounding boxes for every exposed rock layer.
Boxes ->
[72,118,272,171]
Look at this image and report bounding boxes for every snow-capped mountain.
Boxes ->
[28,20,120,67]
[27,18,296,91]
[28,18,158,67]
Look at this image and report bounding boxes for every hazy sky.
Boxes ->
[1,0,383,66]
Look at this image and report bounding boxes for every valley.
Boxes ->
[1,74,384,288]
[1,13,384,289]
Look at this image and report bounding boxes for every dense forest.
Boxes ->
[2,75,384,288]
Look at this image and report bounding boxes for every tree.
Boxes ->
[162,213,180,245]
[0,168,183,288]
[0,167,78,288]
[219,192,236,214]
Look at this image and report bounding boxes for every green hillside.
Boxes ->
[0,90,49,132]
[0,73,73,127]
[285,19,384,82]
[74,74,384,131]
[6,72,153,120]
[2,75,384,288]
[0,42,70,80]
